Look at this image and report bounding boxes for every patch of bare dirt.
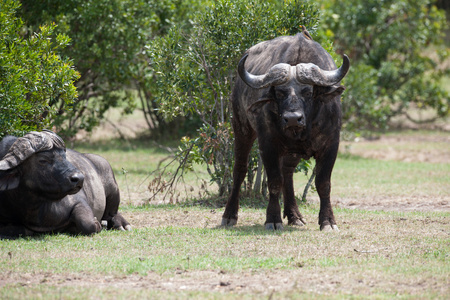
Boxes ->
[334,195,450,212]
[1,267,446,297]
[336,131,450,212]
[340,133,450,164]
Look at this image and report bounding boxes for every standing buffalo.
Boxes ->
[0,130,130,237]
[221,28,350,231]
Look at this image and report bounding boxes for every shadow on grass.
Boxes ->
[211,224,308,236]
[0,231,85,241]
[131,193,314,213]
[178,193,309,210]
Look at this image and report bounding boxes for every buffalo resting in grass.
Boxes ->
[0,130,131,238]
[221,28,350,231]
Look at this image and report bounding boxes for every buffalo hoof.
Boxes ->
[321,224,339,232]
[94,218,102,233]
[221,218,237,227]
[289,218,306,227]
[265,223,283,230]
[118,225,132,231]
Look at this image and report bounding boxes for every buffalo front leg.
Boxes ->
[221,134,256,226]
[71,201,102,235]
[282,155,306,226]
[260,145,283,230]
[315,144,339,231]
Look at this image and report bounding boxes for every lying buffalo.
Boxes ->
[222,28,350,231]
[0,130,130,237]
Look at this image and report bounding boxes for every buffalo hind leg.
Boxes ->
[315,144,339,231]
[282,155,306,226]
[102,188,131,231]
[221,134,256,226]
[107,213,131,231]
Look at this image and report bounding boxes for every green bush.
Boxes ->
[320,0,450,132]
[0,0,79,138]
[19,0,206,137]
[149,0,321,196]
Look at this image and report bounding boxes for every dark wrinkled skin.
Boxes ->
[0,136,130,238]
[222,33,346,231]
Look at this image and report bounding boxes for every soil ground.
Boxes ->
[336,131,450,213]
[3,117,449,298]
[340,133,450,164]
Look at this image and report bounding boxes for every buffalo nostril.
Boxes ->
[283,112,304,127]
[70,173,85,186]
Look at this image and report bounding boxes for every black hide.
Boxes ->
[0,133,130,238]
[222,30,349,231]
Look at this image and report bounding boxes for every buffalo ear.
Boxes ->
[247,87,275,115]
[313,85,345,102]
[0,170,20,191]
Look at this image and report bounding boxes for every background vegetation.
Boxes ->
[0,0,79,137]
[147,0,321,196]
[18,0,205,137]
[0,1,449,297]
[0,136,449,298]
[1,0,448,199]
[320,0,450,132]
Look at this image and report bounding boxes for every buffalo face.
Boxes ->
[0,130,84,201]
[266,83,313,140]
[19,148,85,200]
[239,53,349,140]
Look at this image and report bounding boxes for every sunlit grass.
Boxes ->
[1,204,448,298]
[2,135,447,298]
[73,135,450,208]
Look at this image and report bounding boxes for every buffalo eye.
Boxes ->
[36,153,53,165]
[302,88,312,98]
[275,89,286,99]
[38,159,51,165]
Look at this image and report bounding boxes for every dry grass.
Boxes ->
[1,204,448,299]
[1,123,449,298]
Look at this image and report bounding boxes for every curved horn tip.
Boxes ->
[238,53,249,69]
[342,54,350,67]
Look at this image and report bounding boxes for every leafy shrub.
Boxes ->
[320,0,450,132]
[0,0,79,138]
[19,0,203,137]
[148,0,321,196]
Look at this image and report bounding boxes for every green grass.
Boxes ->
[331,154,449,198]
[73,134,450,207]
[1,205,449,298]
[1,135,449,299]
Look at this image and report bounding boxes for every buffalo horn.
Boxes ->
[238,53,292,89]
[238,53,350,89]
[295,54,350,86]
[0,130,65,171]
